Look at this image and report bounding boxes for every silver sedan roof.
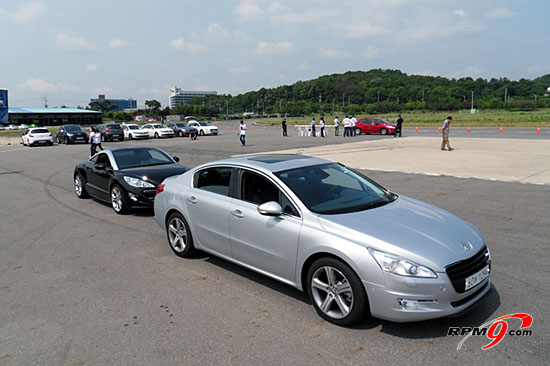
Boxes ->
[200,154,334,173]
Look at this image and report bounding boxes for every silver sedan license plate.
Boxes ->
[465,265,489,291]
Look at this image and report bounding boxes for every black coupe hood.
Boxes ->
[120,164,187,185]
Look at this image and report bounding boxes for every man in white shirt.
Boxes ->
[342,115,352,137]
[351,114,357,136]
[239,120,247,146]
[333,116,339,136]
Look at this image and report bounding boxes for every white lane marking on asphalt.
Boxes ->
[0,147,28,153]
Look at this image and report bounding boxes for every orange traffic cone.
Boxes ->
[294,127,297,131]
[500,127,503,134]
[226,126,230,130]
[329,128,331,132]
[278,127,281,131]
[467,127,470,133]
[415,127,418,132]
[438,127,441,133]
[251,126,254,131]
[537,128,541,134]
[270,122,273,126]
[264,127,267,131]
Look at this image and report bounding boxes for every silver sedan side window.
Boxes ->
[195,167,232,196]
[240,171,299,217]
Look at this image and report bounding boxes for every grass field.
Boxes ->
[0,127,58,137]
[254,109,550,127]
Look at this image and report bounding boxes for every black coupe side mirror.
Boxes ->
[173,156,180,162]
[95,163,106,170]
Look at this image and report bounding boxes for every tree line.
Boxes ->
[89,69,550,119]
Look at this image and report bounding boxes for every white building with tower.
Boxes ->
[169,86,217,108]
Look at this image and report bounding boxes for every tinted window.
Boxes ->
[241,171,299,216]
[65,125,84,132]
[96,153,112,167]
[175,123,186,127]
[112,148,174,169]
[276,163,391,214]
[153,124,163,128]
[31,128,50,133]
[128,125,140,130]
[106,124,121,129]
[195,168,232,196]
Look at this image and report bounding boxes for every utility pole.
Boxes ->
[422,89,425,103]
[332,99,335,113]
[534,94,537,101]
[342,93,345,109]
[471,91,474,110]
[504,88,507,103]
[319,94,322,110]
[43,96,48,108]
[377,90,380,103]
[225,100,228,116]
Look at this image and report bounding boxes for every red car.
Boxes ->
[356,118,396,135]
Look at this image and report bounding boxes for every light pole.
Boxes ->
[471,91,474,110]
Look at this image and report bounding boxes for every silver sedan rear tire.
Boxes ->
[166,213,195,257]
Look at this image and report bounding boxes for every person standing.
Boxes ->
[441,116,453,151]
[351,114,357,136]
[319,116,325,138]
[282,118,288,137]
[310,117,316,137]
[239,120,247,146]
[333,116,339,136]
[88,128,95,158]
[342,115,351,137]
[91,127,104,156]
[395,114,403,138]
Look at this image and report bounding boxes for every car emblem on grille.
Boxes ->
[461,241,473,252]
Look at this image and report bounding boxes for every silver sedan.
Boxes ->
[154,154,491,325]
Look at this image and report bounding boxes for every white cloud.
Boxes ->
[229,67,248,73]
[362,46,379,60]
[449,66,486,79]
[93,87,116,95]
[297,63,310,71]
[0,2,46,23]
[86,64,98,72]
[318,48,351,59]
[254,41,295,55]
[169,37,206,53]
[527,65,550,75]
[207,23,231,39]
[453,10,466,17]
[18,78,81,93]
[53,32,94,51]
[486,7,516,19]
[108,38,128,49]
[236,0,264,21]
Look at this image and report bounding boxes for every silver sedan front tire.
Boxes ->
[307,257,368,326]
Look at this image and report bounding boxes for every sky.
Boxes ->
[1,0,549,108]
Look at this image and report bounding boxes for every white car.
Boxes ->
[122,124,150,140]
[21,128,54,146]
[188,121,218,136]
[141,123,175,138]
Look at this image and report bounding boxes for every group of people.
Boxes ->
[88,127,103,157]
[237,113,454,151]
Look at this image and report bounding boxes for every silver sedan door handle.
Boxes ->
[187,196,198,204]
[231,209,245,218]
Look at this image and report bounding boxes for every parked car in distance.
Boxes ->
[96,123,124,142]
[122,124,149,140]
[142,123,175,138]
[166,122,198,137]
[187,121,218,136]
[56,124,89,144]
[21,127,54,146]
[356,118,396,135]
[154,154,491,326]
[73,147,187,214]
[18,124,29,130]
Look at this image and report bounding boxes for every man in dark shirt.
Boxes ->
[282,119,287,136]
[395,114,403,138]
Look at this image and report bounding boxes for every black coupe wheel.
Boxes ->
[307,257,368,326]
[166,212,195,257]
[74,174,89,198]
[110,184,129,214]
[64,136,69,144]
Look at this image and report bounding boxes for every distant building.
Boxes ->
[6,108,102,126]
[169,86,217,108]
[90,94,137,112]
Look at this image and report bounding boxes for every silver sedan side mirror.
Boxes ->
[257,201,283,216]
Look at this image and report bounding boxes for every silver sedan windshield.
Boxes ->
[276,163,392,214]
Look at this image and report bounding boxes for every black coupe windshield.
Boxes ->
[276,163,393,214]
[112,148,174,169]
[65,125,84,132]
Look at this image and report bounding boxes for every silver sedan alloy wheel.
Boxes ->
[168,217,188,253]
[111,186,123,212]
[311,266,354,320]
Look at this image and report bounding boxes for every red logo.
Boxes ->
[448,313,533,350]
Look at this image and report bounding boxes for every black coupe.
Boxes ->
[73,147,187,214]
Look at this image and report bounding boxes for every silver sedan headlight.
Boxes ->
[123,176,155,188]
[368,248,437,278]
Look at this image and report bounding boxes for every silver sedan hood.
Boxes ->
[317,195,485,272]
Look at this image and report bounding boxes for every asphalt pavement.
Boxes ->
[0,127,548,365]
